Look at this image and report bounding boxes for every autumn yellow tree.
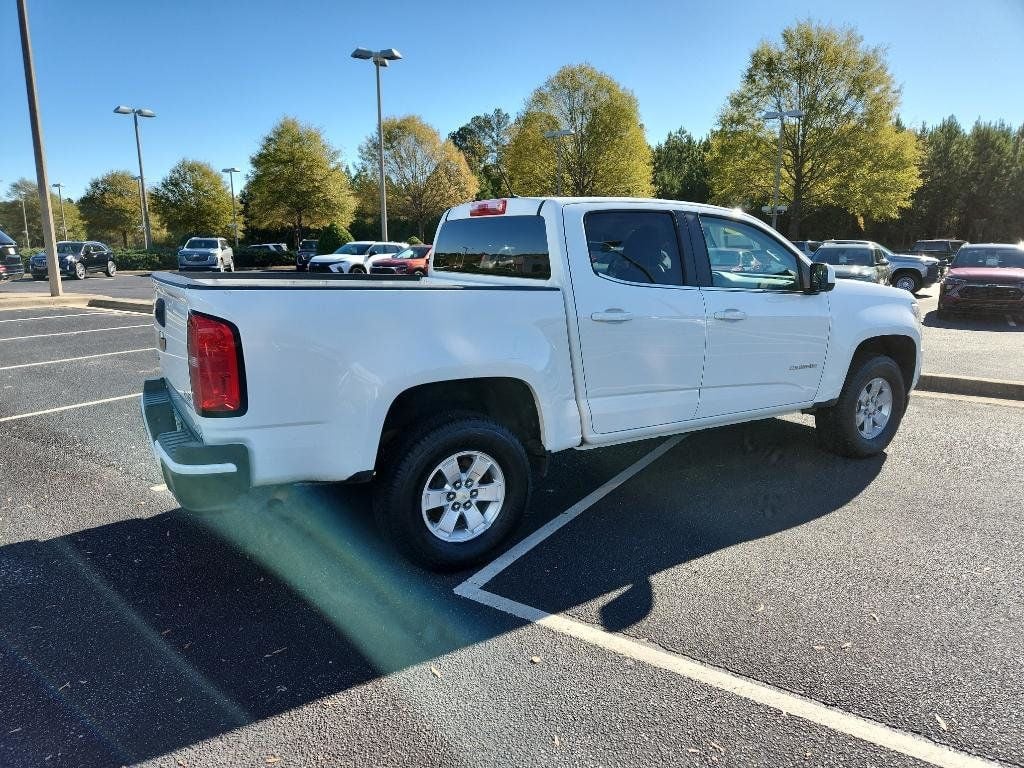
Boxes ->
[503,64,653,198]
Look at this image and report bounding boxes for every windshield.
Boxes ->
[300,240,318,249]
[334,243,372,255]
[392,247,422,260]
[815,247,873,266]
[952,247,1024,269]
[911,241,948,253]
[185,239,218,249]
[0,230,15,246]
[57,242,85,254]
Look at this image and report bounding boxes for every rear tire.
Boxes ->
[374,414,531,571]
[815,355,906,458]
[105,260,117,277]
[349,265,366,274]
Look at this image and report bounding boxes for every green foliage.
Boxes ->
[77,171,145,247]
[245,117,355,243]
[407,235,422,245]
[449,109,513,199]
[356,115,478,239]
[503,64,654,198]
[150,160,236,243]
[233,247,295,269]
[708,21,920,237]
[0,178,88,246]
[962,121,1017,241]
[317,223,353,254]
[653,129,710,203]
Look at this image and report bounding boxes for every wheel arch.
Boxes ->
[848,335,918,400]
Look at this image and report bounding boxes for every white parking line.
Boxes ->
[0,393,140,423]
[0,324,149,342]
[0,311,117,324]
[0,348,154,371]
[454,437,1000,768]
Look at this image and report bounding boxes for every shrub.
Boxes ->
[234,247,296,269]
[407,235,423,245]
[317,223,353,254]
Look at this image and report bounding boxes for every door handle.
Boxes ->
[713,308,747,321]
[591,309,634,323]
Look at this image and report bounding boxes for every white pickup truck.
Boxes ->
[143,197,922,569]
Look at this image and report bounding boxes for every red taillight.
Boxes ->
[469,199,507,217]
[187,311,245,416]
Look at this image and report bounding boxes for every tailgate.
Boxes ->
[154,282,194,411]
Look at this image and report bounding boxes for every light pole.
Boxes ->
[543,128,574,196]
[114,105,156,249]
[351,47,402,241]
[222,167,240,248]
[20,194,31,249]
[761,109,805,230]
[51,182,67,240]
[133,175,145,241]
[17,0,62,296]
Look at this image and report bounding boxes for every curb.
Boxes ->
[87,298,153,314]
[917,373,1024,401]
[0,294,93,311]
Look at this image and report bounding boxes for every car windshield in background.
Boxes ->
[953,247,1024,268]
[185,239,218,249]
[57,242,85,254]
[0,230,16,246]
[433,216,550,279]
[816,247,873,266]
[393,248,419,260]
[334,243,372,255]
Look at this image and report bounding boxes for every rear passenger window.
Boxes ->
[433,216,550,279]
[583,210,683,286]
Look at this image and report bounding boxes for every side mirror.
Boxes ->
[877,257,889,266]
[807,262,836,293]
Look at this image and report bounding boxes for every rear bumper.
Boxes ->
[141,377,251,511]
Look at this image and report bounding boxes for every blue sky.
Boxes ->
[3,0,1022,201]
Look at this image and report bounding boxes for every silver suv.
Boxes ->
[178,237,234,272]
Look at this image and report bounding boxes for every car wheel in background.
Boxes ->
[74,262,86,280]
[815,354,906,458]
[892,272,921,293]
[349,265,366,274]
[105,260,117,277]
[374,414,531,571]
[413,270,425,277]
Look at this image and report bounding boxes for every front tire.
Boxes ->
[374,415,531,571]
[815,355,906,458]
[105,260,117,277]
[892,272,921,293]
[73,262,86,280]
[349,265,366,275]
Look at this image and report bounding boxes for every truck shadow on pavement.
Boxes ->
[0,417,883,766]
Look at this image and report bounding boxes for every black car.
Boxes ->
[0,229,25,282]
[30,240,117,280]
[296,239,319,271]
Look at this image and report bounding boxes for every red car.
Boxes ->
[369,244,433,276]
[938,243,1024,317]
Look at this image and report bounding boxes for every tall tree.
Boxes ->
[449,109,512,199]
[357,115,478,239]
[962,121,1016,242]
[77,171,145,247]
[246,117,355,246]
[503,64,654,198]
[708,21,920,237]
[652,128,710,203]
[0,178,87,246]
[913,118,971,238]
[151,159,235,243]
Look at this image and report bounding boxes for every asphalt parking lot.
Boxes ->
[2,302,1023,768]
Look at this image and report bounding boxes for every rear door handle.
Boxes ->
[591,309,634,323]
[713,309,747,321]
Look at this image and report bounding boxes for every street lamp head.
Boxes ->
[113,105,133,114]
[378,48,402,61]
[222,167,240,174]
[136,108,156,118]
[51,182,62,189]
[783,109,806,119]
[351,47,374,59]
[761,110,782,120]
[543,128,574,139]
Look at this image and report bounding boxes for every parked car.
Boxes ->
[30,240,117,280]
[312,241,407,273]
[144,196,921,570]
[0,229,25,282]
[826,239,940,293]
[938,243,1024,318]
[905,239,965,267]
[369,244,433,276]
[249,243,288,253]
[812,242,891,284]
[790,240,822,258]
[177,237,234,272]
[295,239,319,271]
